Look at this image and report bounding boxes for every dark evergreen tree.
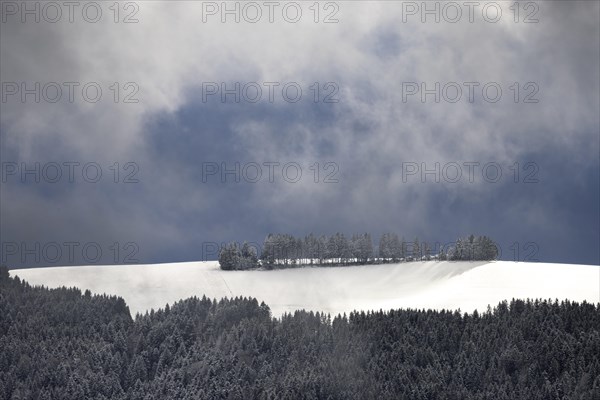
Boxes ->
[412,237,421,260]
[262,234,279,268]
[218,243,239,270]
[229,234,498,269]
[1,272,598,400]
[240,241,259,269]
[389,233,402,262]
[401,237,408,260]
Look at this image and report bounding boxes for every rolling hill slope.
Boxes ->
[10,261,600,317]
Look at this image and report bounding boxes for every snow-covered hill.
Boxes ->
[10,261,600,317]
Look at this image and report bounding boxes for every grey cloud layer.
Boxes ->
[1,1,598,266]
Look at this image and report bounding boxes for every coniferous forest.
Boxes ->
[220,234,499,270]
[1,266,599,399]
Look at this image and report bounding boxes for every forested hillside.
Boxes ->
[1,266,599,399]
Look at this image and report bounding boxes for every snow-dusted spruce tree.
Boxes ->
[447,235,498,261]
[477,235,499,260]
[261,234,276,268]
[379,233,391,262]
[303,234,319,265]
[389,233,402,262]
[350,234,360,264]
[218,243,238,270]
[467,234,477,260]
[219,242,259,270]
[339,233,352,265]
[326,234,338,264]
[412,237,421,260]
[273,234,286,265]
[284,234,297,266]
[423,241,432,260]
[356,233,374,264]
[296,237,304,265]
[318,235,328,265]
[450,237,465,261]
[240,242,259,269]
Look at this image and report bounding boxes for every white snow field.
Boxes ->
[10,261,600,317]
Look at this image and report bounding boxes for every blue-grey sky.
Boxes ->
[1,1,599,268]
